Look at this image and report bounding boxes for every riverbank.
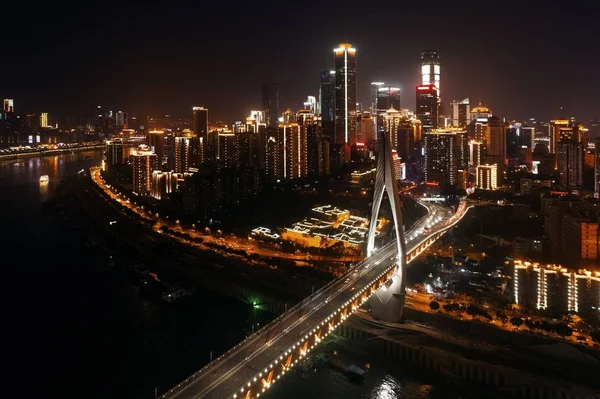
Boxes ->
[0,143,104,160]
[337,310,600,399]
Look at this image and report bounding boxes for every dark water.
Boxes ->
[4,151,463,399]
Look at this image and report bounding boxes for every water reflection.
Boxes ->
[370,375,401,399]
[0,150,104,205]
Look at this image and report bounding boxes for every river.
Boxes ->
[4,150,470,399]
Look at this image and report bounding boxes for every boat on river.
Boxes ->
[39,174,49,183]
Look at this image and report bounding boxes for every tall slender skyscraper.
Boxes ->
[319,71,335,123]
[262,83,279,128]
[192,106,208,141]
[416,84,438,132]
[370,82,384,115]
[333,43,357,145]
[421,50,440,96]
[148,129,165,167]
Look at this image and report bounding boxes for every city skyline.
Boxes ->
[1,1,598,122]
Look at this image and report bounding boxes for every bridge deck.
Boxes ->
[162,201,469,399]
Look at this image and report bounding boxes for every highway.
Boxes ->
[161,200,470,399]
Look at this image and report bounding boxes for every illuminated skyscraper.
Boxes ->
[262,82,279,128]
[132,148,157,195]
[174,135,200,173]
[334,43,357,145]
[370,82,384,115]
[476,164,498,190]
[319,70,335,122]
[148,129,165,167]
[3,99,14,112]
[218,132,236,168]
[115,111,127,128]
[421,50,440,95]
[424,129,462,188]
[192,106,208,141]
[376,86,401,113]
[595,138,600,198]
[416,84,438,132]
[40,113,49,128]
[557,141,583,190]
[451,98,470,127]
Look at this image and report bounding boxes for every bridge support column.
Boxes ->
[365,129,408,322]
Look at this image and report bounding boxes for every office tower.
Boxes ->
[370,82,384,115]
[416,84,438,132]
[3,99,14,112]
[147,129,165,167]
[595,138,600,197]
[421,50,440,95]
[132,148,157,195]
[192,106,208,141]
[451,98,470,127]
[470,103,492,121]
[319,70,335,122]
[476,164,498,190]
[303,96,317,113]
[262,82,279,127]
[39,113,49,128]
[382,108,404,152]
[174,135,200,173]
[334,43,357,145]
[218,132,236,168]
[424,129,462,188]
[557,141,583,190]
[376,86,401,112]
[359,112,376,144]
[115,111,127,128]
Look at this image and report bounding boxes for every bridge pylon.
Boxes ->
[365,129,408,322]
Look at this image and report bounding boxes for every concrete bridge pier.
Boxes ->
[368,273,405,323]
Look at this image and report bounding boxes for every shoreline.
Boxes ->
[0,144,104,161]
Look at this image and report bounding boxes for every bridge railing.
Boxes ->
[161,201,454,397]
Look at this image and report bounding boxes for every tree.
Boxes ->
[429,301,440,311]
[590,330,600,344]
[510,317,523,328]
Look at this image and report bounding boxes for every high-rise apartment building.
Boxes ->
[334,43,357,145]
[416,84,438,132]
[147,129,165,167]
[421,50,440,95]
[40,113,49,128]
[273,123,307,180]
[132,148,157,195]
[359,112,376,144]
[476,164,498,190]
[174,135,200,173]
[424,129,462,188]
[319,70,335,122]
[262,82,279,128]
[218,132,236,168]
[557,141,584,190]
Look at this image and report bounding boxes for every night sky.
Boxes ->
[2,1,599,123]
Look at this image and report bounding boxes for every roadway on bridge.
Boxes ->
[162,201,468,399]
